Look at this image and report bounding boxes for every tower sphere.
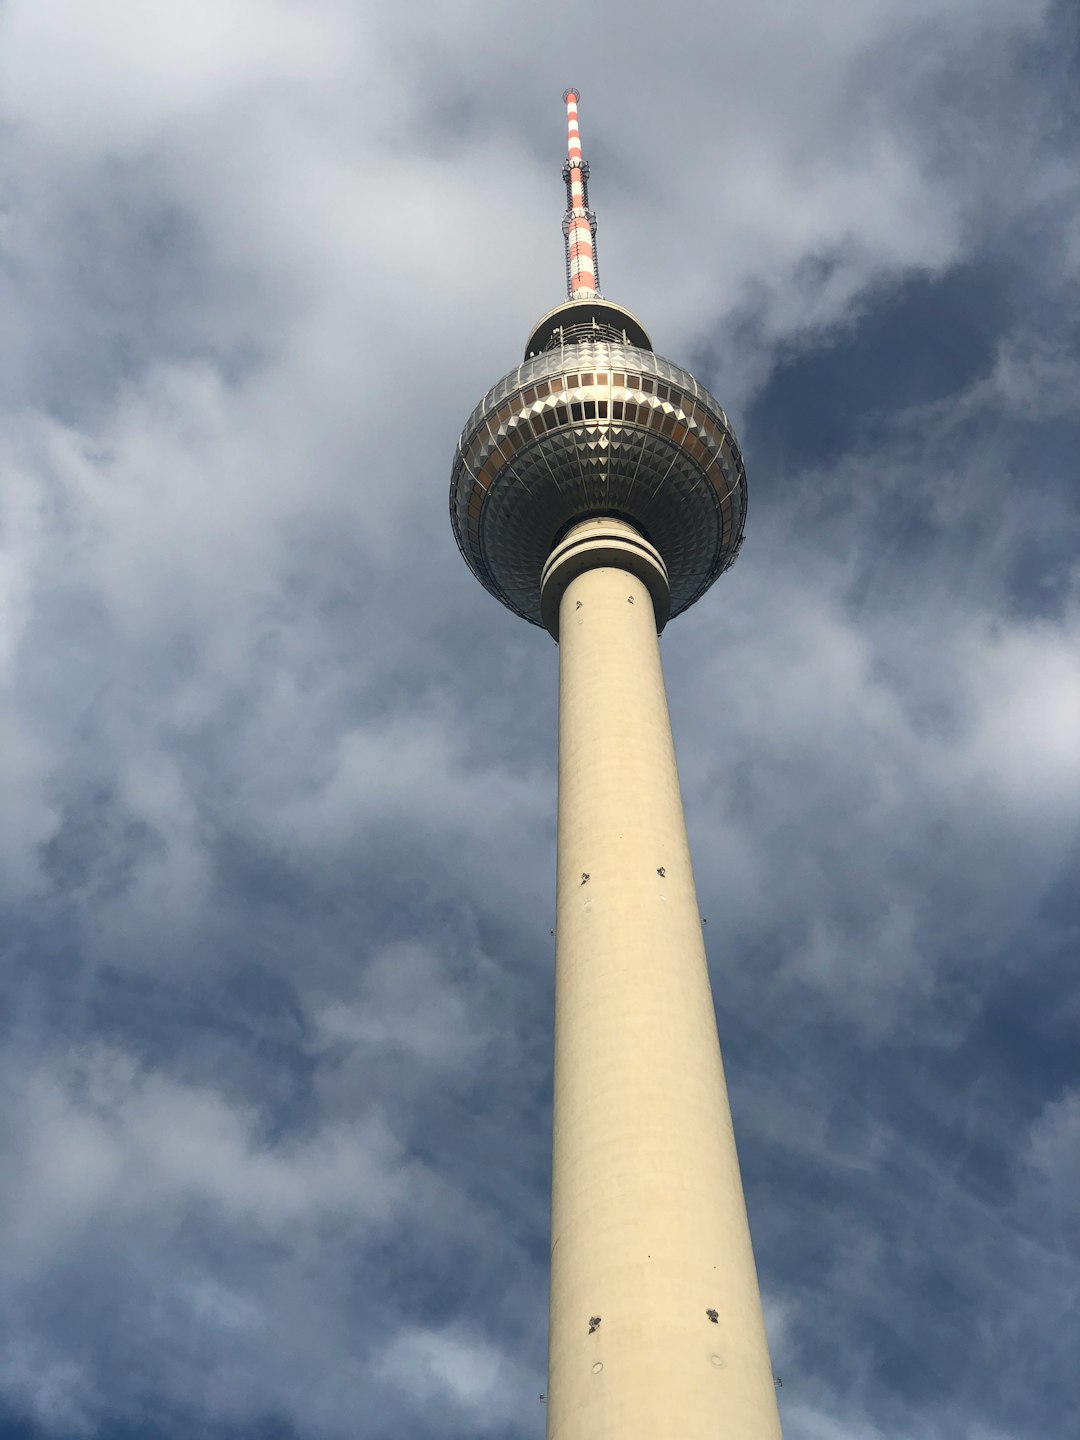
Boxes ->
[449,300,747,633]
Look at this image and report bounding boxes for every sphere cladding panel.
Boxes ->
[450,344,747,626]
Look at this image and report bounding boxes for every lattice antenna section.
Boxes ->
[562,88,600,299]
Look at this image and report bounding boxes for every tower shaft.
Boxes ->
[544,520,782,1440]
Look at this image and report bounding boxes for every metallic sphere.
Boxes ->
[449,320,747,629]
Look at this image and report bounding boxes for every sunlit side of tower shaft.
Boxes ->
[450,92,782,1440]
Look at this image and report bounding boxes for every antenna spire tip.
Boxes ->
[563,87,580,103]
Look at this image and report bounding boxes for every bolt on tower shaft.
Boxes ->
[450,93,781,1440]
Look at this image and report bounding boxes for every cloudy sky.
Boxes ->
[1,1,1078,1436]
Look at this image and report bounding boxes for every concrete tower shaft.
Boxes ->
[542,520,782,1440]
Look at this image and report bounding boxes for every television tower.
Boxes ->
[450,91,782,1440]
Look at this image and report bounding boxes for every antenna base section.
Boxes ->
[525,299,652,359]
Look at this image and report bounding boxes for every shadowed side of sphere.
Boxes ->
[450,343,747,628]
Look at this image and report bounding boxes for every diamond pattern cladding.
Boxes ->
[450,343,747,627]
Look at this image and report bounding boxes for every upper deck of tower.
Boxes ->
[449,91,747,631]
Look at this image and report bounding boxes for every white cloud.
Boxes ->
[775,1402,890,1440]
[0,1047,414,1277]
[315,941,484,1069]
[0,1,1074,1437]
[1024,1088,1080,1242]
[0,0,352,153]
[375,1324,527,1424]
[954,616,1080,816]
[0,1340,96,1437]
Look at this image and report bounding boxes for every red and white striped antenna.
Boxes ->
[562,88,599,300]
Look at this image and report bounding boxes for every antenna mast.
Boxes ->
[562,88,599,299]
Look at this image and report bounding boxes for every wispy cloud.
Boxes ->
[0,0,1077,1436]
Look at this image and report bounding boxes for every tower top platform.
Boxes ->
[525,300,653,359]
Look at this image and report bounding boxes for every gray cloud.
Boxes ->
[0,0,1077,1436]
